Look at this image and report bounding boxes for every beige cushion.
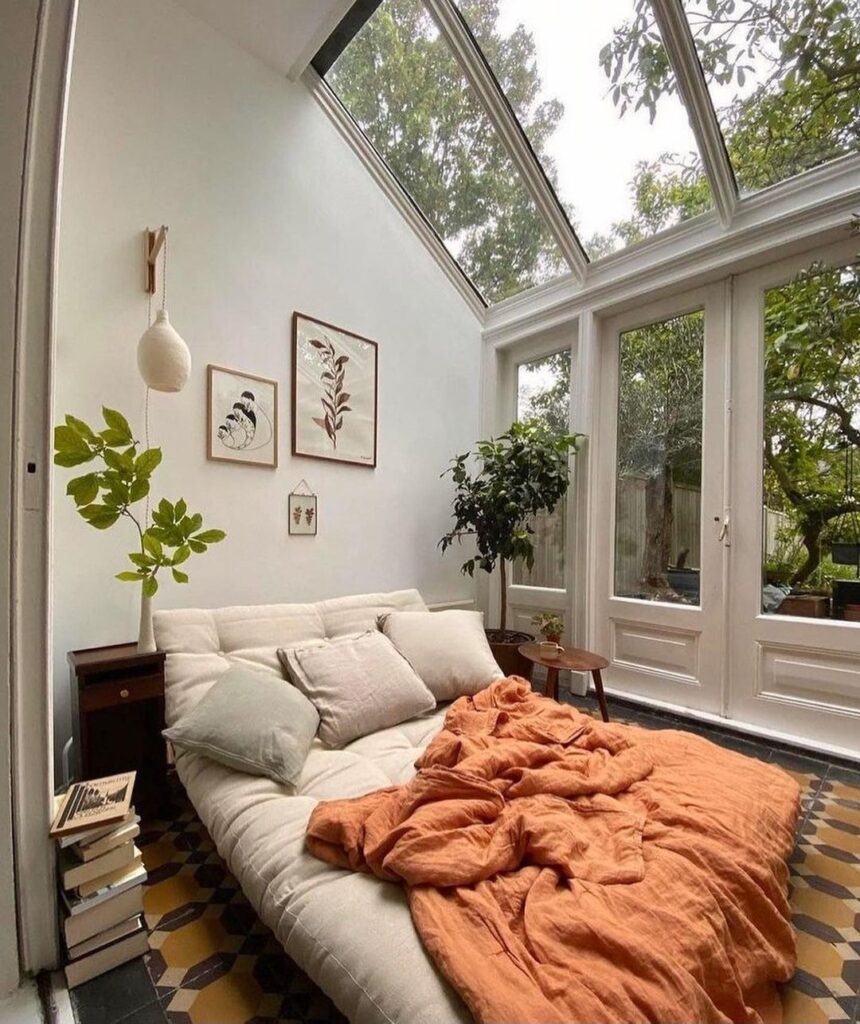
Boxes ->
[280,631,436,747]
[380,610,502,701]
[163,667,319,786]
[152,589,428,727]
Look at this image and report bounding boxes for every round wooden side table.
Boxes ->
[518,642,610,722]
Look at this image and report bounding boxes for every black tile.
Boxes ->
[115,999,169,1024]
[71,957,158,1024]
[768,747,830,774]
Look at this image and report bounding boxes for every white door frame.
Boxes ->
[592,282,729,714]
[6,0,77,976]
[729,236,860,758]
[492,322,582,645]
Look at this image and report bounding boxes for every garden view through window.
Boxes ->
[514,350,571,589]
[762,263,860,621]
[320,0,858,303]
[614,311,704,603]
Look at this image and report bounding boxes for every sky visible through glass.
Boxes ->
[465,0,712,257]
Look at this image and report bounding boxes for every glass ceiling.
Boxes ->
[317,0,860,306]
[327,0,567,303]
[456,0,713,259]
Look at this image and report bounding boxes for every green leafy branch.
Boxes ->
[54,407,225,597]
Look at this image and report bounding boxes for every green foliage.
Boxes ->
[531,611,564,639]
[439,420,581,628]
[53,407,226,595]
[763,262,860,583]
[601,0,859,242]
[328,0,566,302]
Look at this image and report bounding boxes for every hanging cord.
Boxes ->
[142,231,168,530]
[161,231,168,312]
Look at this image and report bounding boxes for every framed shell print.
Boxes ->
[292,312,378,468]
[207,365,278,468]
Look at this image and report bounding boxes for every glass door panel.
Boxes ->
[614,311,704,604]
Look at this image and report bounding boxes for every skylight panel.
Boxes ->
[682,0,859,192]
[325,0,568,303]
[454,0,714,260]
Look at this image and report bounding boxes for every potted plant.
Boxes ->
[54,407,226,650]
[531,612,564,644]
[439,420,581,676]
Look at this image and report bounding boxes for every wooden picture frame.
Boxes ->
[207,365,278,468]
[292,312,378,468]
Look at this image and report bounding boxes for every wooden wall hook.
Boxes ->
[144,225,168,294]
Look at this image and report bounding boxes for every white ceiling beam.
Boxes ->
[303,68,487,319]
[650,0,738,227]
[424,0,589,283]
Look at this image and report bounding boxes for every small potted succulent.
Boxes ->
[531,612,563,644]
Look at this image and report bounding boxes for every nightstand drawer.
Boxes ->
[80,674,163,712]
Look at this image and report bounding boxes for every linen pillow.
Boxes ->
[163,666,319,786]
[379,609,503,701]
[279,631,436,748]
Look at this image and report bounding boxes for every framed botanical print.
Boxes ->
[288,490,318,536]
[292,312,378,468]
[207,365,278,468]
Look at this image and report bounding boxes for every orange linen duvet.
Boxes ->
[307,678,800,1024]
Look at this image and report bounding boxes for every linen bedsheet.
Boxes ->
[308,678,800,1024]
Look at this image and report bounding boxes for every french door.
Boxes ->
[594,285,729,714]
[729,247,860,756]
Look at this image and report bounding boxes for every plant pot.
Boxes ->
[486,629,534,678]
[832,543,860,567]
[542,633,562,645]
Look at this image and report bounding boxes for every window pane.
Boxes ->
[614,311,704,603]
[683,0,860,192]
[326,0,567,303]
[514,350,570,588]
[455,0,713,260]
[762,263,860,620]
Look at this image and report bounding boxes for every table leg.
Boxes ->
[591,668,610,722]
[545,667,559,701]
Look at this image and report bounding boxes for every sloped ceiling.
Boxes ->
[172,0,354,79]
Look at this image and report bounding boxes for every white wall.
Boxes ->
[53,0,482,778]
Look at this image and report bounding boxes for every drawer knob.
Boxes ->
[120,688,130,698]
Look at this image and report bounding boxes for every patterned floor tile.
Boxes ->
[131,725,860,1024]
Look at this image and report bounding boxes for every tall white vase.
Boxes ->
[137,589,156,652]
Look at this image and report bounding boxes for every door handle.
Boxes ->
[717,515,730,546]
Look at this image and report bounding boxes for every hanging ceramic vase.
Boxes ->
[137,588,156,653]
[137,308,191,393]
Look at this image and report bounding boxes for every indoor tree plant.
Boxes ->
[54,407,226,650]
[439,420,581,675]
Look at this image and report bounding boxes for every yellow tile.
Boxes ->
[782,988,838,1024]
[188,972,263,1024]
[801,850,860,891]
[791,884,857,928]
[143,873,202,916]
[142,840,177,871]
[824,802,860,828]
[795,929,847,980]
[813,824,860,855]
[160,917,238,969]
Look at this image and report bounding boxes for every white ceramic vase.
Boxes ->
[137,589,156,653]
[137,308,191,393]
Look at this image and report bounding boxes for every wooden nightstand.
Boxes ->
[68,643,169,817]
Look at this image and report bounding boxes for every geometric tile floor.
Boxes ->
[70,695,860,1024]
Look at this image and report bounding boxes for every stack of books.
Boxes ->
[50,772,149,988]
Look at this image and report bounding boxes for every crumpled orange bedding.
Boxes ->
[307,678,800,1024]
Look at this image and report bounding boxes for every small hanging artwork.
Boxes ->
[292,312,378,468]
[207,365,278,468]
[288,482,317,536]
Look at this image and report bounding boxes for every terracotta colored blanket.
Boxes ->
[307,679,799,1024]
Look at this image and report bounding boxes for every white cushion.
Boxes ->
[152,589,427,727]
[380,609,502,701]
[282,631,436,747]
